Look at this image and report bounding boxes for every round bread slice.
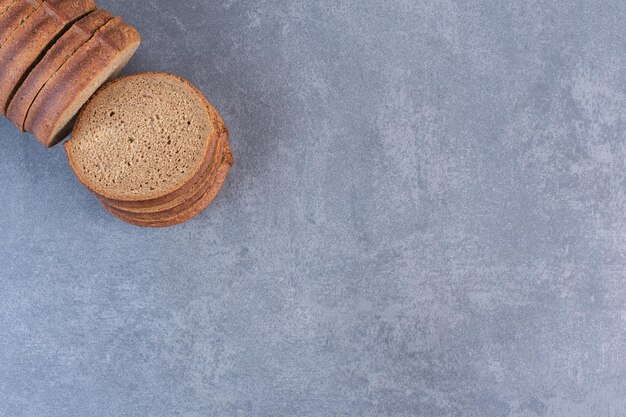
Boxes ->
[6,8,113,131]
[0,0,18,17]
[65,72,222,203]
[96,92,224,208]
[102,135,227,217]
[0,0,43,47]
[25,17,140,147]
[101,138,228,221]
[103,118,228,213]
[102,143,233,228]
[0,0,97,115]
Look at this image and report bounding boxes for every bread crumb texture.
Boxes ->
[69,74,212,199]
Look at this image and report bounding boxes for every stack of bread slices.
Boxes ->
[1,1,232,227]
[65,73,232,228]
[1,0,140,147]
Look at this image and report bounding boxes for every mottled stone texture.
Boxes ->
[0,1,624,416]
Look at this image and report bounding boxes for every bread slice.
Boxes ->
[65,72,222,203]
[25,17,140,147]
[101,137,226,219]
[0,0,97,115]
[102,143,233,228]
[103,118,228,213]
[6,9,113,131]
[103,131,227,216]
[96,105,220,207]
[96,93,225,208]
[0,0,43,46]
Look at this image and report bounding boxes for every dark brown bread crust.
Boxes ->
[0,0,43,46]
[6,8,113,131]
[102,142,233,228]
[67,72,223,204]
[0,0,97,114]
[26,17,140,147]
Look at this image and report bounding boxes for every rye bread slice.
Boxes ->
[96,101,222,208]
[102,142,233,228]
[25,17,140,147]
[0,0,43,47]
[0,0,97,115]
[65,72,222,203]
[85,76,225,209]
[101,137,226,220]
[103,118,228,213]
[6,8,113,131]
[103,133,227,216]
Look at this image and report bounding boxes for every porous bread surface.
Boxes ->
[6,8,113,131]
[103,135,226,217]
[0,0,43,48]
[103,146,232,228]
[0,0,97,114]
[25,17,140,147]
[47,42,135,146]
[67,72,216,201]
[95,94,222,206]
[104,117,227,213]
[102,142,233,228]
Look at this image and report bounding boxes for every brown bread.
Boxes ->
[0,0,43,47]
[102,135,227,218]
[103,117,228,213]
[65,72,222,202]
[0,0,18,17]
[0,0,97,114]
[6,8,113,131]
[91,80,224,208]
[25,17,140,147]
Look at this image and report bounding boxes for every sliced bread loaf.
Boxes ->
[0,0,17,17]
[103,117,228,213]
[7,8,113,131]
[0,0,43,46]
[0,0,97,114]
[65,72,223,203]
[102,142,233,228]
[25,17,140,147]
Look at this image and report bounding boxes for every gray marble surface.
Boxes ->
[0,1,625,416]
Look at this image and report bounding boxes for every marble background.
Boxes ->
[0,1,624,416]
